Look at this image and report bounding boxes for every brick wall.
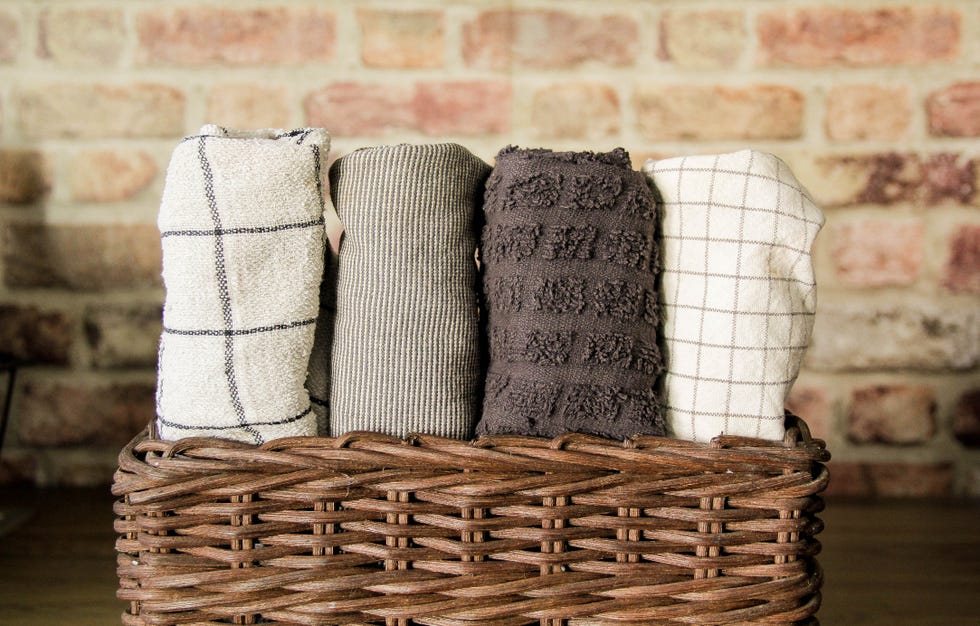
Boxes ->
[0,1,977,496]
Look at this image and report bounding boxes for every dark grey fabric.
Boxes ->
[476,146,666,440]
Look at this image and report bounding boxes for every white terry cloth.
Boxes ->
[156,125,330,444]
[642,150,824,442]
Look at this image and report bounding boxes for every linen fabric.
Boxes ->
[329,143,491,439]
[476,146,666,440]
[306,248,337,434]
[155,125,329,444]
[642,150,824,442]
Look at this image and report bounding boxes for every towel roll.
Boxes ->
[476,146,666,440]
[642,150,824,442]
[306,247,337,434]
[329,143,491,438]
[155,125,329,444]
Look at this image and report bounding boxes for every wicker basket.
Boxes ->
[113,414,829,625]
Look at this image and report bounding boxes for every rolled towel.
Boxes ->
[476,146,666,440]
[329,143,491,438]
[642,150,824,442]
[305,248,337,434]
[156,125,330,444]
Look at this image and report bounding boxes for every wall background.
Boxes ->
[0,0,977,496]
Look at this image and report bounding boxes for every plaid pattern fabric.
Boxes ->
[643,150,824,442]
[156,125,330,444]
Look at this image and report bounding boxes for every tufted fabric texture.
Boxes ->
[476,146,666,440]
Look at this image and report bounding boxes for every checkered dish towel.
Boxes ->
[156,125,330,444]
[642,150,824,442]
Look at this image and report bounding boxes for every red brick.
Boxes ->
[757,7,960,67]
[0,9,19,62]
[928,82,980,137]
[3,222,162,291]
[0,304,73,365]
[85,303,162,369]
[966,464,980,498]
[305,82,416,136]
[848,384,937,445]
[922,153,976,204]
[0,150,49,204]
[358,9,443,69]
[531,83,619,139]
[825,85,911,141]
[137,7,335,66]
[825,462,954,497]
[831,219,923,287]
[38,8,125,66]
[869,463,955,497]
[824,462,874,497]
[463,10,637,70]
[635,84,803,141]
[414,81,510,136]
[70,150,157,203]
[953,389,980,447]
[659,10,746,69]
[16,83,185,139]
[797,153,976,208]
[807,299,979,371]
[40,453,120,487]
[207,84,290,132]
[0,452,36,485]
[943,224,980,293]
[786,385,832,441]
[14,381,154,447]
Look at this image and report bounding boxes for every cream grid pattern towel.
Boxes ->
[155,125,329,444]
[643,150,824,442]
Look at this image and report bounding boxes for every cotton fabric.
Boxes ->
[643,150,824,442]
[155,125,329,443]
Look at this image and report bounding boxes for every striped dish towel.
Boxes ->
[643,150,824,442]
[155,125,329,444]
[329,143,491,438]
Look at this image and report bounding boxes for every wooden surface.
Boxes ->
[0,488,977,625]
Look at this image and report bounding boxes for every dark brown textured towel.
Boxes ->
[476,146,666,440]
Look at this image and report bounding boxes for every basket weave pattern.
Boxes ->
[113,415,829,625]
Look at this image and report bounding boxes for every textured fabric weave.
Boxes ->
[477,146,666,440]
[156,125,329,443]
[643,150,824,442]
[306,248,337,434]
[329,144,490,438]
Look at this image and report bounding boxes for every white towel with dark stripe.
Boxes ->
[642,150,824,442]
[156,125,329,443]
[329,144,491,438]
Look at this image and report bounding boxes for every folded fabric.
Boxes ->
[155,125,329,444]
[476,146,666,440]
[306,247,337,435]
[642,150,824,442]
[329,144,490,438]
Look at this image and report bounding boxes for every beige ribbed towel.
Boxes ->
[329,144,491,438]
[156,125,329,443]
